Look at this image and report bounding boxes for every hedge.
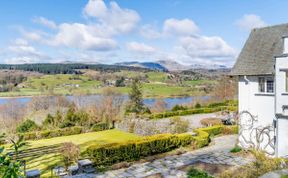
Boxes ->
[91,123,110,132]
[19,126,84,140]
[85,125,238,166]
[19,122,112,141]
[148,106,237,119]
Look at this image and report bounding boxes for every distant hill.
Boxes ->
[115,60,228,72]
[157,60,189,71]
[189,64,228,70]
[115,61,168,71]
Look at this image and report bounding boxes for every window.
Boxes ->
[266,78,274,93]
[258,77,274,93]
[259,77,265,92]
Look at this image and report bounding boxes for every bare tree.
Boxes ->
[61,142,80,171]
[152,99,167,113]
[213,75,237,101]
[0,100,26,134]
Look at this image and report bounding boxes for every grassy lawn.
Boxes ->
[183,80,216,86]
[20,129,141,177]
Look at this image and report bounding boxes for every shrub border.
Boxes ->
[85,125,238,166]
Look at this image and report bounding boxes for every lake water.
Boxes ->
[0,95,210,109]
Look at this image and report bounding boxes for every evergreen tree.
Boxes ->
[127,78,145,113]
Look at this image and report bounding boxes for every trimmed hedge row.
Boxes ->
[148,106,237,119]
[19,126,85,140]
[20,122,110,141]
[85,125,238,166]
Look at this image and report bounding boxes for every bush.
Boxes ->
[230,145,242,153]
[195,103,202,108]
[171,105,188,111]
[20,126,84,140]
[220,151,286,178]
[171,117,189,133]
[91,123,110,132]
[187,168,214,178]
[16,119,39,133]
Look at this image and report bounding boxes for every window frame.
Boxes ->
[258,76,274,94]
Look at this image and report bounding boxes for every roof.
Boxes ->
[231,23,288,76]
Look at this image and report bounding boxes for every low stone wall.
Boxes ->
[115,117,176,136]
[115,112,227,136]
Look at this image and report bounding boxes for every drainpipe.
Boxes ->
[244,75,250,84]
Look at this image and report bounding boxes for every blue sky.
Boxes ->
[0,0,288,66]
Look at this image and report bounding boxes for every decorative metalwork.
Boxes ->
[238,111,275,156]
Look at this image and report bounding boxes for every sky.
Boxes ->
[0,0,288,66]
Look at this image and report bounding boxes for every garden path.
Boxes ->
[69,135,253,178]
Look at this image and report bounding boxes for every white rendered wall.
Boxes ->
[238,76,275,125]
[238,76,275,155]
[275,56,288,157]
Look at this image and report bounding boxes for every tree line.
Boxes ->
[0,63,152,74]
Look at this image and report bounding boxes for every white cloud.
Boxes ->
[140,24,162,39]
[33,16,57,29]
[50,23,118,51]
[19,0,140,51]
[180,35,236,58]
[163,18,199,36]
[4,39,50,64]
[126,42,157,54]
[8,39,38,54]
[235,14,267,31]
[83,0,140,34]
[174,35,237,65]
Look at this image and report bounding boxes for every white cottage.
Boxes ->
[232,24,288,157]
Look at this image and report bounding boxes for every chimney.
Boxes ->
[283,35,288,54]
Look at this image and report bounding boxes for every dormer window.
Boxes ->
[258,77,274,93]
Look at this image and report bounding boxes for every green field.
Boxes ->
[16,129,141,177]
[182,80,216,86]
[0,72,214,98]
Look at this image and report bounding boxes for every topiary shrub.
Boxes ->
[16,119,39,133]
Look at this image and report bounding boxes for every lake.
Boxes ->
[0,95,210,109]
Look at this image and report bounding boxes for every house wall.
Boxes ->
[238,75,275,155]
[275,56,288,157]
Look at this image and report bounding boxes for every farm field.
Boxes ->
[0,72,214,98]
[12,129,141,177]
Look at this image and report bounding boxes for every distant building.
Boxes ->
[231,23,288,157]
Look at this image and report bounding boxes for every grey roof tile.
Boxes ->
[231,23,288,75]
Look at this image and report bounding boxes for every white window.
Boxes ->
[266,78,274,93]
[259,77,265,92]
[258,77,274,93]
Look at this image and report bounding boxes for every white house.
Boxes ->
[231,24,288,157]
